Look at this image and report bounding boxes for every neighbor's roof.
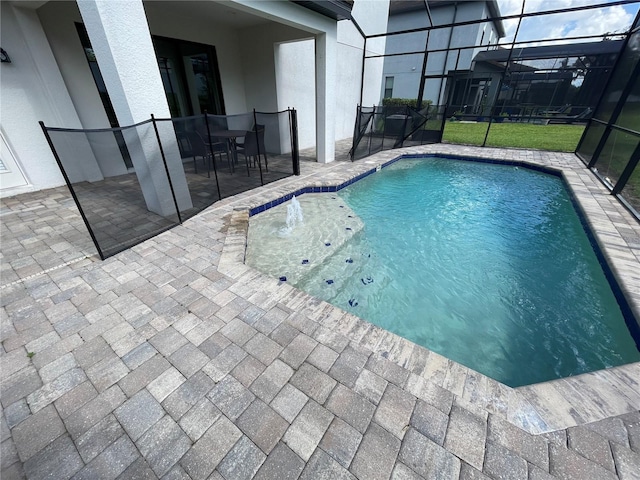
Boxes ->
[474,40,624,63]
[389,0,505,38]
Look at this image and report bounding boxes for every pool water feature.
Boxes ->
[246,195,364,285]
[246,157,640,387]
[282,195,304,235]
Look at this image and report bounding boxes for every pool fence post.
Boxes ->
[290,108,300,175]
[203,111,223,200]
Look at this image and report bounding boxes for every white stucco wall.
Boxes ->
[274,0,391,147]
[233,1,338,162]
[233,20,320,152]
[235,0,388,152]
[0,2,59,195]
[0,1,104,197]
[336,0,389,140]
[237,22,311,113]
[275,39,315,150]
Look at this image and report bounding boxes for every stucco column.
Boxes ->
[76,0,192,216]
[315,29,337,163]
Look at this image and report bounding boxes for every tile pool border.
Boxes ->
[247,169,380,216]
[219,145,640,435]
[248,153,566,218]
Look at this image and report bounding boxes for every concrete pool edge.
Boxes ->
[216,145,640,434]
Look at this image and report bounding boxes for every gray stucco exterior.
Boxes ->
[381,0,504,105]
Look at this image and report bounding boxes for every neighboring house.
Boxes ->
[0,0,389,197]
[453,40,624,118]
[380,0,620,121]
[381,0,505,105]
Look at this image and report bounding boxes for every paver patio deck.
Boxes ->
[1,142,639,479]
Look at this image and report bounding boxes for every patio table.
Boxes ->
[210,130,249,175]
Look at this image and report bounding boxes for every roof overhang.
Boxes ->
[486,0,505,38]
[389,0,505,39]
[291,1,353,21]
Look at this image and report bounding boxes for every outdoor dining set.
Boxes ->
[180,124,268,177]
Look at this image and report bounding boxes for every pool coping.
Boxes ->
[217,144,640,434]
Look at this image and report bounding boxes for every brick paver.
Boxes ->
[399,427,461,478]
[237,399,289,454]
[319,417,363,468]
[351,422,401,480]
[2,143,639,479]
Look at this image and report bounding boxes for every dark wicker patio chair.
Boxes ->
[236,124,268,172]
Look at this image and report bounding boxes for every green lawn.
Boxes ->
[442,121,586,152]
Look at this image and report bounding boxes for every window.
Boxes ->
[384,76,394,98]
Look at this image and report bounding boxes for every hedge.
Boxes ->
[381,98,433,108]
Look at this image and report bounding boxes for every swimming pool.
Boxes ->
[246,156,640,387]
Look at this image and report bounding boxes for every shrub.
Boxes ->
[381,98,432,108]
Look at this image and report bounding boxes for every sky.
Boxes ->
[495,0,640,44]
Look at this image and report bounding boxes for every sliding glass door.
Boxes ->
[153,36,225,117]
[77,24,225,121]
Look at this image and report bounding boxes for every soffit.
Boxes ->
[291,0,353,21]
[142,1,271,29]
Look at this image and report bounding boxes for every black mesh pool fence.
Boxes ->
[40,109,300,259]
[350,104,445,161]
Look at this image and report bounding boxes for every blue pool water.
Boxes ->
[250,157,640,387]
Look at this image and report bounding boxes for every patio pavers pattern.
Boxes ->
[1,143,639,479]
